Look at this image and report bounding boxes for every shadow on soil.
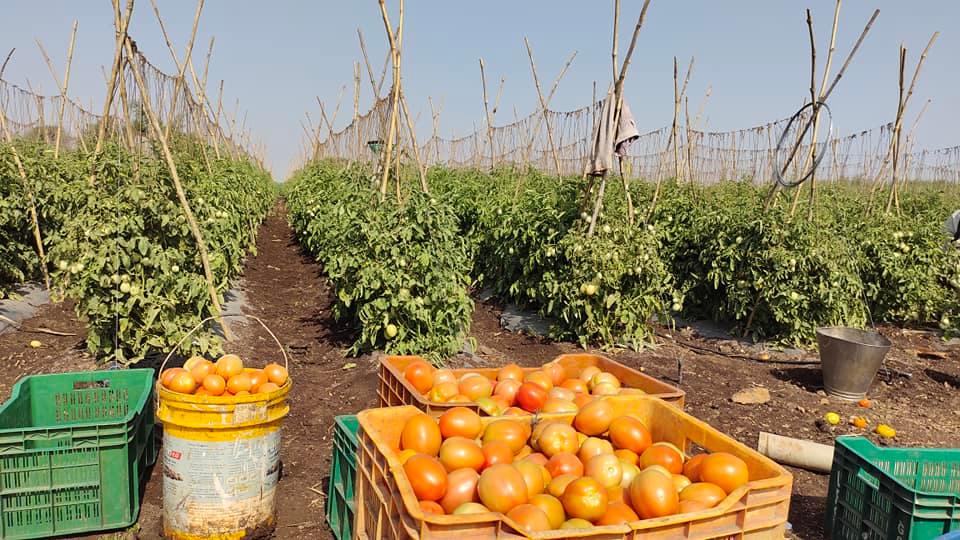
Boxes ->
[788,494,828,540]
[770,366,824,393]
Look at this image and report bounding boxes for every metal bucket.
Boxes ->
[816,327,891,401]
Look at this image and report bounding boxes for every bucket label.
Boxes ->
[163,430,281,533]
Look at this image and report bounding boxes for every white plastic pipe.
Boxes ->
[757,432,835,473]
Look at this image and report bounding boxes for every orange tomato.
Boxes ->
[629,469,679,519]
[194,387,210,397]
[401,414,442,456]
[561,477,608,522]
[189,360,216,383]
[439,468,479,514]
[679,482,726,507]
[560,378,588,394]
[572,393,594,409]
[498,363,524,382]
[226,373,253,394]
[577,366,601,382]
[477,464,528,513]
[459,375,493,400]
[640,444,684,474]
[536,423,579,457]
[397,449,418,464]
[438,407,482,440]
[168,371,197,394]
[596,501,639,525]
[262,363,287,385]
[615,449,640,466]
[548,474,578,498]
[161,367,187,388]
[404,360,435,394]
[589,372,621,392]
[573,399,615,436]
[404,454,447,502]
[672,473,692,493]
[452,502,490,514]
[482,420,530,454]
[585,453,623,488]
[433,369,457,386]
[506,503,551,533]
[541,398,578,414]
[542,362,566,386]
[481,440,514,470]
[427,382,459,403]
[438,437,485,472]
[493,379,522,406]
[578,437,614,463]
[699,453,749,494]
[529,493,565,529]
[606,485,625,504]
[257,382,280,394]
[682,453,707,482]
[546,452,583,478]
[234,390,250,396]
[561,518,594,529]
[679,499,712,514]
[514,460,546,499]
[215,354,244,379]
[183,356,205,371]
[247,370,268,392]
[523,370,554,391]
[608,416,652,454]
[419,500,444,515]
[202,374,226,396]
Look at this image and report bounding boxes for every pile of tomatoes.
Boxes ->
[404,359,643,416]
[160,354,289,397]
[394,402,749,533]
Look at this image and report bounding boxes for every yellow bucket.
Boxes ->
[156,315,291,540]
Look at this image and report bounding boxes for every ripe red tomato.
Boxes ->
[404,360,435,394]
[699,452,749,494]
[439,468,480,513]
[516,382,549,412]
[640,444,684,474]
[477,464,529,513]
[400,414,442,456]
[438,407,482,440]
[573,399,615,436]
[438,437,485,472]
[561,477,608,522]
[608,416,652,454]
[404,454,448,501]
[628,469,679,519]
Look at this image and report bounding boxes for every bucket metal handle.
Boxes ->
[156,314,290,388]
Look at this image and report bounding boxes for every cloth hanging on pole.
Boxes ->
[944,209,960,242]
[588,91,640,176]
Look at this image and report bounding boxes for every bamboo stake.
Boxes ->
[377,0,403,200]
[91,0,134,186]
[36,21,78,158]
[400,92,428,192]
[357,29,380,99]
[353,61,361,160]
[123,33,232,340]
[523,37,562,179]
[522,50,577,164]
[0,53,50,290]
[428,96,442,165]
[789,8,819,217]
[159,0,204,145]
[0,49,13,77]
[479,58,496,170]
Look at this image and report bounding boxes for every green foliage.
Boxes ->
[287,162,473,362]
[1,140,274,364]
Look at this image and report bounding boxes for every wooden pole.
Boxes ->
[400,92,428,192]
[479,58,496,170]
[36,21,78,158]
[522,50,577,164]
[377,0,404,200]
[123,33,232,341]
[429,96,442,165]
[353,61,361,160]
[91,0,134,186]
[523,37,562,179]
[160,0,204,144]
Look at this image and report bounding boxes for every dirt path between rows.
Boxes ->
[0,202,957,540]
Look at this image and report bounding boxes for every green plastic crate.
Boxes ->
[826,436,960,540]
[326,415,359,540]
[0,369,158,540]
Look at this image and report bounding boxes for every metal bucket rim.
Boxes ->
[816,326,891,350]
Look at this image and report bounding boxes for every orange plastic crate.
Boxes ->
[354,395,792,539]
[378,353,685,416]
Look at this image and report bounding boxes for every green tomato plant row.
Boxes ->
[1,140,275,363]
[285,162,474,363]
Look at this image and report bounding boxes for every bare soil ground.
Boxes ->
[0,203,956,540]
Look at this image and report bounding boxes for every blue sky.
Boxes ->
[3,1,957,179]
